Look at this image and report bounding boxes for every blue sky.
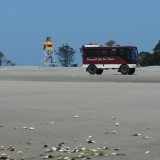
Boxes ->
[0,0,160,66]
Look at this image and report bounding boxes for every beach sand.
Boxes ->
[0,67,160,160]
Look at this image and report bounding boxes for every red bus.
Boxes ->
[82,45,139,75]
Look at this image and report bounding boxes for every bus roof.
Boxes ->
[82,45,137,50]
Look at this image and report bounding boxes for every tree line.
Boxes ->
[0,52,15,66]
[1,40,160,67]
[139,40,160,66]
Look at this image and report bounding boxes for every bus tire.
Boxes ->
[128,68,135,75]
[120,65,129,75]
[87,65,97,75]
[96,69,103,75]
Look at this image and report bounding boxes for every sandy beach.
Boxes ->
[0,66,160,160]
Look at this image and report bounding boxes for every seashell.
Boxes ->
[22,156,26,160]
[115,123,119,126]
[23,127,28,129]
[44,149,50,152]
[132,133,141,136]
[65,147,70,150]
[0,146,5,150]
[111,153,117,155]
[74,115,79,118]
[89,149,97,152]
[1,153,7,156]
[88,135,92,139]
[44,144,49,148]
[86,140,96,144]
[42,156,48,159]
[111,117,116,120]
[115,148,121,150]
[52,147,57,151]
[58,149,63,152]
[145,151,150,154]
[10,147,15,151]
[17,151,23,154]
[73,139,77,142]
[77,155,82,158]
[48,155,53,158]
[103,147,110,150]
[29,127,34,130]
[81,147,86,151]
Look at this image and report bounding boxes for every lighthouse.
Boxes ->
[41,36,56,67]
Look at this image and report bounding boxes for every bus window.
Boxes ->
[83,50,88,56]
[83,50,92,56]
[83,50,86,56]
[120,49,125,57]
[131,48,139,60]
[110,49,116,56]
[126,49,132,60]
[120,49,132,60]
[99,50,107,56]
[92,50,98,56]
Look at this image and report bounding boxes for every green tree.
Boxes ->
[0,52,5,66]
[152,40,160,65]
[139,40,160,66]
[55,43,76,67]
[0,52,16,66]
[105,40,116,46]
[139,51,150,60]
[139,51,150,66]
[153,40,160,52]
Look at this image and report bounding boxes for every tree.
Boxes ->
[0,52,16,66]
[105,40,116,46]
[0,52,5,66]
[152,40,160,65]
[139,51,150,60]
[153,40,160,52]
[55,44,76,67]
[139,41,160,66]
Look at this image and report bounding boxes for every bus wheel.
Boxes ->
[120,65,129,75]
[96,69,103,75]
[88,65,97,75]
[128,68,135,75]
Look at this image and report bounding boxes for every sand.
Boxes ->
[0,66,160,160]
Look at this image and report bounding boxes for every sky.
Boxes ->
[0,0,160,66]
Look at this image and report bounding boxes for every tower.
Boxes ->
[41,36,56,67]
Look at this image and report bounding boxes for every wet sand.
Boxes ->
[0,67,160,160]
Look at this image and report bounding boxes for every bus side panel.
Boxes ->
[83,56,127,65]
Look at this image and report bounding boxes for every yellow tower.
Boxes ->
[41,36,56,67]
[43,36,54,51]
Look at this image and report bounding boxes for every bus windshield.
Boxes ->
[131,48,139,61]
